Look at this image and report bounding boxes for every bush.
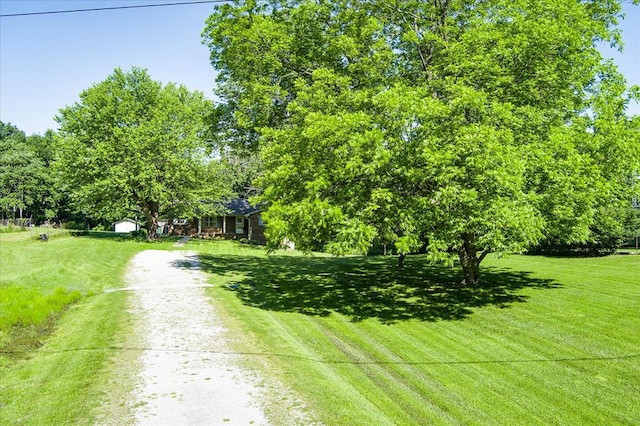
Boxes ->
[130,228,148,238]
[239,238,261,246]
[62,221,87,230]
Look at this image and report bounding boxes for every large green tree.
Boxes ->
[204,0,640,285]
[55,67,225,239]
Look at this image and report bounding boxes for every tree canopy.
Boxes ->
[204,0,639,284]
[55,67,227,239]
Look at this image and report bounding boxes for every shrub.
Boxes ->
[239,238,261,245]
[130,228,148,238]
[62,221,87,230]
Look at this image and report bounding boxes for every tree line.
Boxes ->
[0,122,59,224]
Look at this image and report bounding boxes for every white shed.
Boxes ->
[114,218,140,233]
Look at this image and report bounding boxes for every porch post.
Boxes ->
[222,215,226,234]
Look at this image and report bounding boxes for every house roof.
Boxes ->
[222,198,261,216]
[114,218,140,225]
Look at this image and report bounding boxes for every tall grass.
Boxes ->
[193,240,640,425]
[0,286,82,330]
[0,225,26,234]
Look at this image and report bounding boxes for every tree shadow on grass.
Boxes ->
[193,252,560,324]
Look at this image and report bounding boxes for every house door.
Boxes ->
[235,217,244,234]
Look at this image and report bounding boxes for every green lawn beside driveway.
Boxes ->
[194,240,640,425]
[0,231,173,424]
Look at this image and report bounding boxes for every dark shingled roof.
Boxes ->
[222,198,261,216]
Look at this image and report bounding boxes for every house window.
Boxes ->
[202,216,220,228]
[258,214,264,226]
[236,217,244,234]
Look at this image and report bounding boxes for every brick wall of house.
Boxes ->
[248,213,266,244]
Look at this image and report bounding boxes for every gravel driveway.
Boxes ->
[97,249,305,425]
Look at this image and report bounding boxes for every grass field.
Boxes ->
[1,234,638,424]
[0,231,174,424]
[193,240,640,425]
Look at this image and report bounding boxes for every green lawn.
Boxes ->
[1,234,638,424]
[0,231,174,424]
[193,240,640,425]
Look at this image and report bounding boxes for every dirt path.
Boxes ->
[99,249,273,425]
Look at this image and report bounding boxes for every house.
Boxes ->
[169,199,266,244]
[114,218,140,233]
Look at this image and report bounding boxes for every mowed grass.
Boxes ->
[193,240,640,425]
[0,231,173,424]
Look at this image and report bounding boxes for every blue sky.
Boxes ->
[1,0,639,135]
[1,0,219,135]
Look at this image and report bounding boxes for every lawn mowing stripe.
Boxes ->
[237,307,406,424]
[431,327,556,422]
[472,290,636,360]
[324,315,494,424]
[320,302,552,422]
[356,319,534,423]
[413,276,639,424]
[399,323,554,424]
[444,310,624,418]
[315,316,461,424]
[209,286,393,424]
[310,317,449,425]
[445,337,596,423]
[454,327,607,423]
[261,313,395,424]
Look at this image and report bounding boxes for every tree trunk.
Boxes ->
[398,252,406,268]
[142,202,160,240]
[457,233,489,286]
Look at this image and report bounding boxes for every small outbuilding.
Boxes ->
[114,218,140,233]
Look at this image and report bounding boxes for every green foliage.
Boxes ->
[55,67,230,239]
[61,220,87,230]
[204,0,639,285]
[130,228,148,238]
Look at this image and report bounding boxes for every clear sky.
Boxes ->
[1,0,639,135]
[1,0,220,135]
